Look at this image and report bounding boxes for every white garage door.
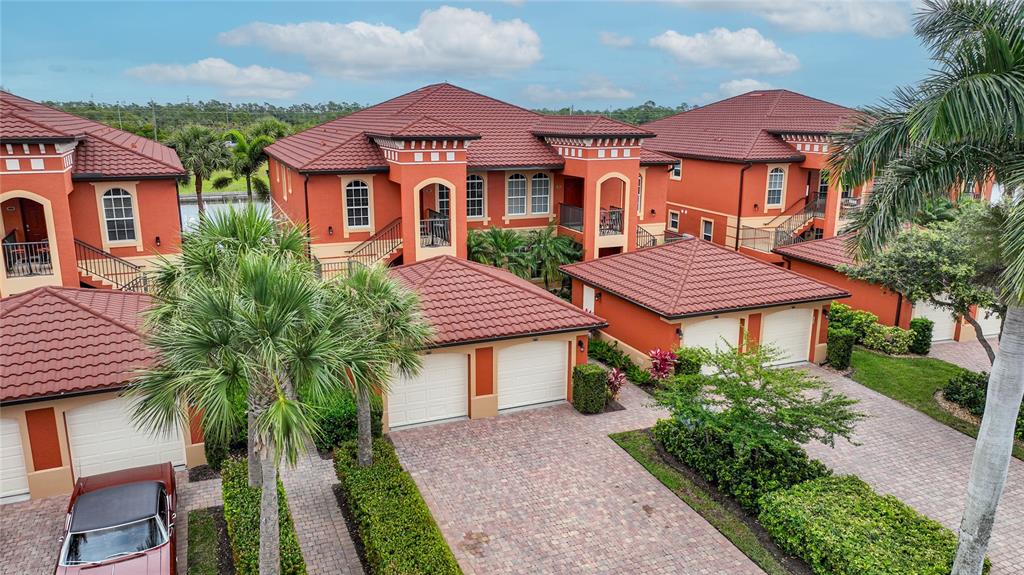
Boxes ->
[762,308,813,366]
[976,308,1002,337]
[388,353,468,429]
[1,418,29,502]
[914,301,957,341]
[682,317,740,352]
[66,396,185,478]
[498,341,567,410]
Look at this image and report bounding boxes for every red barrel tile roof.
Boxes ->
[640,148,678,165]
[392,256,605,347]
[773,234,858,270]
[1,287,154,403]
[561,238,849,319]
[530,115,653,138]
[642,90,858,163]
[0,91,185,178]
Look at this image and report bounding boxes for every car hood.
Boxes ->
[55,544,170,575]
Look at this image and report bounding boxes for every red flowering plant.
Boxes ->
[607,368,626,400]
[648,348,677,381]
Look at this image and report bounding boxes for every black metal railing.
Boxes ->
[839,196,862,220]
[74,239,148,292]
[2,239,53,277]
[772,196,826,249]
[600,207,624,235]
[347,217,403,266]
[636,226,657,249]
[558,203,584,232]
[420,217,451,247]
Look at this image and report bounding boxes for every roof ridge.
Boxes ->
[402,82,545,120]
[705,237,849,288]
[2,107,75,138]
[0,285,48,318]
[404,255,449,289]
[46,289,145,337]
[302,131,372,169]
[393,83,452,115]
[667,239,701,311]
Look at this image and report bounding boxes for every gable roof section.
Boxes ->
[773,234,858,270]
[642,90,857,163]
[0,91,185,178]
[1,287,153,403]
[530,115,653,138]
[392,256,605,347]
[640,148,678,165]
[561,238,849,319]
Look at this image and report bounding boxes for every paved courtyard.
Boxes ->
[391,383,763,575]
[930,338,999,372]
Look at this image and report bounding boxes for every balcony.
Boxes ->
[558,203,583,232]
[2,238,53,278]
[600,207,624,236]
[839,196,863,220]
[557,204,624,236]
[420,212,451,248]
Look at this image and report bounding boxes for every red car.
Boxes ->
[55,463,177,575]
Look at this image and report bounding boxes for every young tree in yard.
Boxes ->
[213,129,275,202]
[828,1,1024,571]
[169,124,230,214]
[338,264,433,466]
[129,206,387,575]
[528,223,581,290]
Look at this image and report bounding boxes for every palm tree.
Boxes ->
[129,205,387,575]
[338,264,433,466]
[169,125,231,214]
[213,129,276,202]
[528,223,581,290]
[467,227,531,277]
[247,116,292,140]
[828,2,1023,572]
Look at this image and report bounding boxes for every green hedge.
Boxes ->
[221,458,307,575]
[309,391,382,452]
[759,475,982,575]
[908,318,934,355]
[828,303,878,342]
[334,439,461,575]
[653,418,829,512]
[826,327,856,370]
[588,338,633,370]
[944,370,1024,442]
[862,323,913,355]
[572,364,608,414]
[673,347,705,376]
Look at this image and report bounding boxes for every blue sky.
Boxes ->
[1,1,929,109]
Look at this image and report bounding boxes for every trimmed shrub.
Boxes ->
[759,475,980,575]
[862,323,913,355]
[573,364,608,414]
[828,303,878,342]
[334,439,461,575]
[221,458,307,575]
[203,436,230,472]
[674,346,705,376]
[826,327,856,370]
[943,370,1023,442]
[653,418,829,512]
[309,391,382,452]
[909,318,935,355]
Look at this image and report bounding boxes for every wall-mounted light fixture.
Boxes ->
[594,292,602,301]
[753,203,759,210]
[327,225,334,236]
[155,236,161,247]
[650,208,656,216]
[675,327,683,337]
[577,339,585,352]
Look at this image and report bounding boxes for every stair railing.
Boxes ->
[74,239,148,292]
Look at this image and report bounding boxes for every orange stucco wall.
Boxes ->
[785,258,912,328]
[638,166,669,226]
[25,407,62,471]
[67,179,182,257]
[475,346,494,396]
[573,278,677,353]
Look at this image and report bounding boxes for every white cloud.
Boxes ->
[126,58,311,99]
[599,31,634,48]
[676,1,911,38]
[718,78,773,97]
[524,76,635,104]
[649,27,800,74]
[219,6,542,79]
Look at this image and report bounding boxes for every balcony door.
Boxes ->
[20,199,47,242]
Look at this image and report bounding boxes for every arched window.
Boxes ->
[766,168,785,206]
[102,188,136,242]
[506,174,527,216]
[466,174,484,218]
[530,173,550,214]
[345,180,370,228]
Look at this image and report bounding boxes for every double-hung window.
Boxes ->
[671,161,682,180]
[766,168,785,206]
[102,188,136,242]
[668,211,680,231]
[701,219,713,241]
[506,174,527,216]
[345,180,370,228]
[530,173,550,214]
[436,184,450,217]
[466,175,484,218]
[636,175,643,216]
[817,170,829,199]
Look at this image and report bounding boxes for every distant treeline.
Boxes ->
[46,99,693,142]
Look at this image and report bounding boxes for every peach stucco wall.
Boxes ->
[785,258,912,328]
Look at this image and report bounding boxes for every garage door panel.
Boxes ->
[66,396,185,478]
[762,308,813,366]
[977,308,1002,337]
[682,317,740,352]
[388,353,468,429]
[498,341,567,410]
[1,418,29,500]
[914,301,957,341]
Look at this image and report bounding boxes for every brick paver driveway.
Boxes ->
[804,365,1024,574]
[391,383,763,575]
[930,338,999,372]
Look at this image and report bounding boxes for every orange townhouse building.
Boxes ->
[0,91,185,298]
[264,83,677,271]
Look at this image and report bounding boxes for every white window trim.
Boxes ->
[700,218,714,241]
[505,172,529,217]
[529,173,552,216]
[93,182,143,252]
[670,160,682,181]
[340,176,375,237]
[668,210,680,232]
[435,183,451,216]
[466,173,487,220]
[637,169,646,217]
[765,165,787,210]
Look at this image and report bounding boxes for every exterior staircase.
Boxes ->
[314,217,403,280]
[739,196,826,253]
[74,239,150,292]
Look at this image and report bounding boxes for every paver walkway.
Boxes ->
[804,364,1024,574]
[280,449,364,575]
[391,383,764,575]
[930,338,999,372]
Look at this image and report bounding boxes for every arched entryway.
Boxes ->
[414,178,456,250]
[597,175,628,236]
[1,195,53,278]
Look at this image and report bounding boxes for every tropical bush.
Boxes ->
[648,348,677,380]
[862,323,914,355]
[308,391,382,452]
[607,368,626,401]
[673,346,705,376]
[572,364,608,414]
[625,363,655,386]
[944,370,1024,442]
[909,317,935,355]
[334,439,461,575]
[826,327,857,370]
[759,475,977,575]
[828,303,879,343]
[587,338,633,370]
[221,458,307,575]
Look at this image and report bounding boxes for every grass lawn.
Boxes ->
[610,430,797,575]
[848,347,1024,460]
[186,508,219,575]
[178,170,268,195]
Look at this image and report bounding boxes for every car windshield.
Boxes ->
[61,516,166,565]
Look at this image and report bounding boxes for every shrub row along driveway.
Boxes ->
[391,383,764,575]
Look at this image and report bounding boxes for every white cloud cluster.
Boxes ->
[524,76,635,104]
[650,27,800,74]
[219,6,542,79]
[676,1,911,38]
[599,31,634,48]
[126,58,312,99]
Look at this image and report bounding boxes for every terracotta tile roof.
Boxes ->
[773,234,858,269]
[560,238,849,318]
[0,91,185,178]
[530,115,653,138]
[640,148,678,165]
[1,287,153,403]
[642,90,857,163]
[368,115,480,140]
[392,256,605,347]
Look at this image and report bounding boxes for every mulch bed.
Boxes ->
[332,483,372,575]
[189,465,219,482]
[604,398,626,413]
[191,506,236,575]
[934,390,1024,450]
[645,429,814,575]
